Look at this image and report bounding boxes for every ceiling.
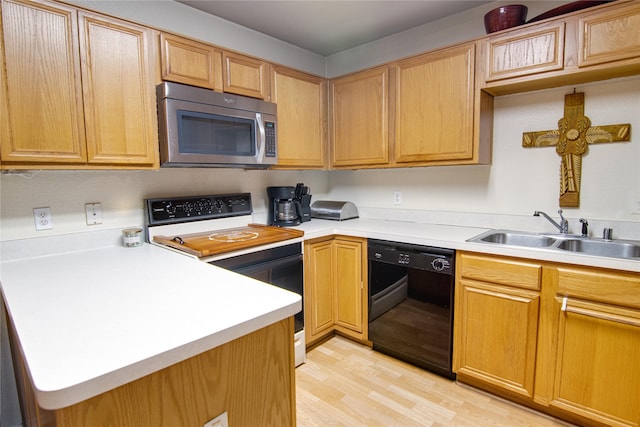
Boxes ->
[176,1,492,56]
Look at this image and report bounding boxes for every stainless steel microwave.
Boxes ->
[156,82,277,168]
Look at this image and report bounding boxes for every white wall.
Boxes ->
[0,169,328,241]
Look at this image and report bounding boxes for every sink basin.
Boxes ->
[556,239,640,259]
[467,229,640,260]
[469,230,557,248]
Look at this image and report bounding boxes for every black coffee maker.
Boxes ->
[267,184,311,226]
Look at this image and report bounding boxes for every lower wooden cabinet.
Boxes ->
[455,252,640,427]
[304,236,367,347]
[453,253,542,399]
[542,267,640,427]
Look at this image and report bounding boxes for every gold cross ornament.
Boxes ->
[522,92,631,207]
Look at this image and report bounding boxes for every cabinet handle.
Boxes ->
[561,301,640,328]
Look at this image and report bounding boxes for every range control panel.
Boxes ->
[145,193,252,225]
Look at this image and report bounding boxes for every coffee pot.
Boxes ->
[267,184,311,226]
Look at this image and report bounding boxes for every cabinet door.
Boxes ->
[304,239,335,345]
[271,66,326,169]
[333,238,364,335]
[579,2,640,68]
[330,66,389,168]
[78,11,158,166]
[222,51,269,99]
[483,22,565,82]
[160,32,222,90]
[550,297,640,427]
[0,0,87,164]
[394,43,475,163]
[455,279,540,398]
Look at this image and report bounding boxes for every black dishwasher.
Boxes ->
[368,239,455,379]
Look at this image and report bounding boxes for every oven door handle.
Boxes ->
[232,253,302,276]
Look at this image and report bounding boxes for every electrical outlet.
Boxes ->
[85,203,103,225]
[203,411,228,427]
[393,191,402,205]
[33,207,53,231]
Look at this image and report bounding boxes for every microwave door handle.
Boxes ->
[256,113,265,161]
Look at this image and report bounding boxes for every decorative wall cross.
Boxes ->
[522,92,631,207]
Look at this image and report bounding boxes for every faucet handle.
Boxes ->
[579,218,589,237]
[603,228,613,241]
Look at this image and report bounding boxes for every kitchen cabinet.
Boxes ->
[329,66,389,168]
[304,236,368,347]
[222,51,270,100]
[455,251,640,427]
[481,1,640,96]
[578,1,640,68]
[453,253,542,399]
[271,65,327,169]
[0,0,159,169]
[539,266,640,427]
[483,22,565,83]
[159,32,222,90]
[393,42,479,164]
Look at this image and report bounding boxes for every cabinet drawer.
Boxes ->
[484,22,565,82]
[459,253,541,290]
[557,267,640,309]
[579,2,640,67]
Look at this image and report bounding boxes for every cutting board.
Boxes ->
[153,224,304,257]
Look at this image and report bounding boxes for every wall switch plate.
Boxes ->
[33,207,53,231]
[393,191,402,205]
[85,203,103,225]
[203,411,228,427]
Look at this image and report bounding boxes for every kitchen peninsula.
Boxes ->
[1,242,300,427]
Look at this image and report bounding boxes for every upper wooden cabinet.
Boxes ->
[159,32,222,90]
[483,22,565,83]
[0,0,159,169]
[330,66,389,168]
[482,1,640,95]
[271,65,327,169]
[578,2,640,67]
[222,51,270,100]
[330,43,491,169]
[393,42,477,164]
[1,0,86,165]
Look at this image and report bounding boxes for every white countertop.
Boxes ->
[296,218,640,272]
[0,243,301,410]
[1,217,637,410]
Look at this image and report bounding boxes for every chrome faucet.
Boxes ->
[533,209,569,234]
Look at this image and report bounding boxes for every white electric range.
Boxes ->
[145,193,305,366]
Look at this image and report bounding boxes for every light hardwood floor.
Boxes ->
[296,336,574,427]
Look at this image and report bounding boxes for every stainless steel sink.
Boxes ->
[467,229,640,260]
[556,238,640,259]
[473,230,557,248]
